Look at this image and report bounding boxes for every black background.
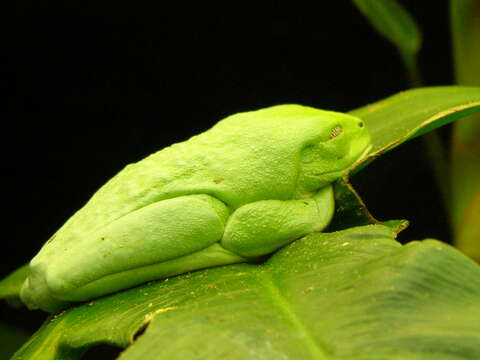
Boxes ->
[3,0,452,337]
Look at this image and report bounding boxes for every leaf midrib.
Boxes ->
[260,271,331,360]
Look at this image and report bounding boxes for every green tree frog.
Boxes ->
[20,105,371,312]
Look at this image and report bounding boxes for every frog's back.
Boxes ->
[58,105,331,236]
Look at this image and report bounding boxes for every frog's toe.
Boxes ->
[20,263,69,313]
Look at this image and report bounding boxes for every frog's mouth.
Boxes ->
[302,141,372,187]
[351,143,373,168]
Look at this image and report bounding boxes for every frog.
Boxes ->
[20,104,371,312]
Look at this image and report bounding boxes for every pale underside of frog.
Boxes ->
[20,104,371,312]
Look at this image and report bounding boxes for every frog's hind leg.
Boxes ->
[61,243,246,305]
[221,185,334,258]
[21,194,243,312]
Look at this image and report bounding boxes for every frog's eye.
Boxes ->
[329,125,343,139]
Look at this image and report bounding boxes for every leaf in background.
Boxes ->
[352,0,422,85]
[349,86,480,170]
[352,0,458,227]
[450,0,480,261]
[0,322,31,359]
[0,265,29,308]
[329,175,408,233]
[350,86,480,222]
[329,176,378,230]
[12,225,480,360]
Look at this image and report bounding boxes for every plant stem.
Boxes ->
[450,0,480,260]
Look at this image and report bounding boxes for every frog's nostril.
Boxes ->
[358,121,364,128]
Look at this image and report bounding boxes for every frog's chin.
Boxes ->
[314,143,373,179]
[305,143,372,189]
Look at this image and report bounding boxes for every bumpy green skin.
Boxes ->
[20,105,371,312]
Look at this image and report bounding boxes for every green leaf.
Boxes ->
[0,322,30,359]
[12,225,480,360]
[450,0,480,85]
[349,86,480,170]
[352,0,455,222]
[350,81,480,251]
[329,175,407,233]
[0,265,29,308]
[352,0,422,85]
[450,0,480,260]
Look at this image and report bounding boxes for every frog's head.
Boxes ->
[297,110,371,194]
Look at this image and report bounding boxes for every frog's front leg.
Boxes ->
[21,194,242,312]
[221,185,335,258]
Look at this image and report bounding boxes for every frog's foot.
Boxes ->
[221,185,334,258]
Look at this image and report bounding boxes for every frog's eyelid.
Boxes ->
[329,125,343,139]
